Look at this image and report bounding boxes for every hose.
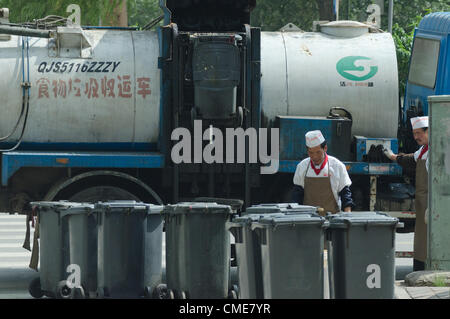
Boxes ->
[142,15,164,30]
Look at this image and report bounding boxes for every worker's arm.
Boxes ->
[291,185,304,204]
[339,186,354,212]
[384,148,416,170]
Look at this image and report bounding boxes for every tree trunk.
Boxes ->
[104,0,128,27]
[115,0,128,27]
[317,0,335,21]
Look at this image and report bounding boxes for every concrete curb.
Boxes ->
[394,280,450,299]
[394,281,411,299]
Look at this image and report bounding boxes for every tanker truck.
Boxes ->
[0,1,411,226]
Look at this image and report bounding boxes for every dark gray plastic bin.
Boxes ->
[30,201,93,298]
[251,213,329,299]
[226,213,285,299]
[95,201,163,299]
[64,203,97,298]
[327,212,402,299]
[163,202,234,299]
[193,38,241,120]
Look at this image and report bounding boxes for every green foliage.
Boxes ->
[127,0,162,29]
[251,0,319,31]
[0,0,125,26]
[432,275,448,287]
[392,11,426,96]
[0,0,163,29]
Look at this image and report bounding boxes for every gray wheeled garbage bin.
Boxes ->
[226,213,285,299]
[64,202,96,298]
[163,202,234,299]
[227,204,319,299]
[30,201,92,298]
[193,197,244,295]
[95,201,163,299]
[327,212,402,299]
[251,213,328,299]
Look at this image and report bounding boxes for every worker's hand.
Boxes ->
[424,208,428,225]
[383,147,396,161]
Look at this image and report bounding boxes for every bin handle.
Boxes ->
[250,223,262,231]
[344,219,400,227]
[268,219,327,227]
[227,224,243,244]
[59,208,94,219]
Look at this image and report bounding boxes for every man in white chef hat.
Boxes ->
[384,116,429,271]
[292,130,354,215]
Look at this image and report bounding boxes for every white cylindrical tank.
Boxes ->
[0,29,160,148]
[260,21,399,138]
[0,22,398,149]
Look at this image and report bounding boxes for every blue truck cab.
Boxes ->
[403,12,450,135]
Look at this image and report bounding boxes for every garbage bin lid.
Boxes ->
[194,197,244,211]
[144,204,164,215]
[251,203,316,209]
[94,200,148,212]
[163,202,233,215]
[328,211,399,228]
[244,203,317,215]
[232,213,287,224]
[30,201,94,212]
[255,213,327,227]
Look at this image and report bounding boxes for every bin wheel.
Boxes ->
[56,280,72,299]
[236,106,244,127]
[151,284,173,299]
[167,289,175,300]
[228,289,238,299]
[28,277,44,299]
[144,286,152,299]
[70,286,86,299]
[177,290,187,299]
[232,284,239,297]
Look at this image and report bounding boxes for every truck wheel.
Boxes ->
[29,277,44,299]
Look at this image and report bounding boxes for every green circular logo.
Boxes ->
[337,56,378,81]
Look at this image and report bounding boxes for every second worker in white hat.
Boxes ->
[384,116,429,271]
[292,130,354,215]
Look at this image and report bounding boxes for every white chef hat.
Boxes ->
[305,130,325,148]
[410,116,428,130]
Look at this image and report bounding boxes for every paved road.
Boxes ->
[0,214,39,299]
[0,213,415,299]
[395,232,414,280]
